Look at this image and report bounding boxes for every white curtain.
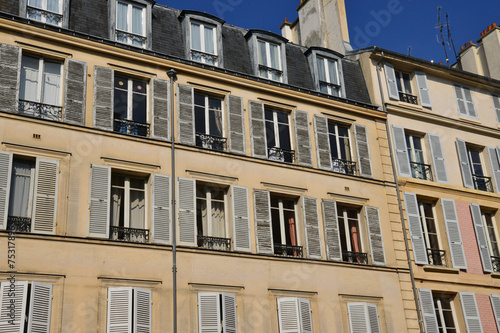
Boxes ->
[199,198,208,235]
[9,161,33,218]
[327,59,339,85]
[47,0,60,13]
[191,23,202,51]
[204,26,214,54]
[42,61,61,106]
[129,190,145,229]
[111,188,122,227]
[28,0,42,8]
[269,43,280,69]
[132,5,143,35]
[116,2,128,31]
[258,40,267,66]
[317,57,326,82]
[211,200,225,238]
[20,56,39,103]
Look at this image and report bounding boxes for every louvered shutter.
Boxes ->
[277,298,300,333]
[152,174,171,244]
[177,84,195,145]
[313,115,332,171]
[493,95,500,124]
[64,59,87,125]
[490,294,500,331]
[404,192,428,265]
[32,158,59,234]
[488,147,500,193]
[418,289,439,333]
[0,281,28,332]
[249,100,267,158]
[347,302,368,333]
[391,125,411,178]
[93,66,114,130]
[366,304,381,333]
[222,293,238,333]
[456,139,474,189]
[0,43,21,114]
[354,124,373,178]
[428,134,449,184]
[228,95,245,154]
[0,151,12,230]
[459,293,483,333]
[152,78,170,140]
[134,288,152,333]
[384,63,399,100]
[302,196,322,259]
[232,185,251,252]
[298,298,313,333]
[455,85,468,116]
[198,293,221,333]
[470,203,493,272]
[178,177,196,246]
[294,110,313,167]
[322,199,342,261]
[88,165,111,238]
[415,71,432,107]
[27,282,53,333]
[254,190,273,254]
[441,198,467,269]
[365,206,386,265]
[107,287,132,333]
[463,87,477,118]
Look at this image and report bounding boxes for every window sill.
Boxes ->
[491,272,500,279]
[423,265,459,274]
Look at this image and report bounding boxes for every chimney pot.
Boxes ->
[439,62,443,65]
[284,18,288,22]
[488,25,492,31]
[493,23,497,28]
[461,46,465,51]
[484,29,488,34]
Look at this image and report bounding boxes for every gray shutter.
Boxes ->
[298,298,313,333]
[249,100,267,158]
[27,282,53,333]
[365,206,386,265]
[277,298,300,333]
[198,293,221,333]
[254,190,273,254]
[134,288,152,333]
[455,85,468,116]
[88,165,110,238]
[322,199,342,261]
[152,174,171,244]
[0,151,13,231]
[488,147,500,193]
[177,84,195,145]
[428,133,449,184]
[441,198,467,269]
[491,295,500,331]
[64,59,87,125]
[367,304,381,333]
[178,177,196,246]
[354,124,373,178]
[0,281,28,332]
[32,158,59,234]
[0,44,21,114]
[404,192,428,265]
[222,293,238,333]
[391,125,411,178]
[232,185,251,252]
[418,289,439,333]
[107,287,132,333]
[347,303,368,333]
[415,71,432,108]
[228,95,246,155]
[93,66,114,130]
[463,87,477,118]
[313,115,332,171]
[384,63,399,100]
[302,196,322,259]
[456,138,474,189]
[493,95,500,124]
[470,203,493,273]
[294,110,313,167]
[459,292,483,333]
[152,78,170,140]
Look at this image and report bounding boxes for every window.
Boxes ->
[395,70,416,103]
[405,133,433,181]
[258,39,283,82]
[265,109,294,163]
[198,293,237,333]
[454,85,477,118]
[483,211,500,272]
[271,196,301,257]
[196,183,230,250]
[277,297,313,333]
[337,205,366,264]
[493,94,500,124]
[433,293,458,333]
[418,201,445,265]
[115,0,146,47]
[113,76,149,137]
[317,56,341,97]
[347,302,381,333]
[194,93,226,151]
[328,122,354,175]
[384,64,432,107]
[8,158,35,232]
[107,287,151,332]
[467,146,492,192]
[26,0,63,26]
[191,21,218,65]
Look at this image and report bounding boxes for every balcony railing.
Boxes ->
[7,216,31,233]
[472,174,493,192]
[197,235,231,251]
[27,6,63,25]
[427,248,446,266]
[274,244,303,258]
[195,133,227,152]
[398,92,418,105]
[492,256,500,273]
[191,50,218,65]
[114,119,150,137]
[110,226,149,244]
[268,147,295,163]
[116,30,147,47]
[18,100,62,120]
[410,161,433,181]
[332,158,356,176]
[342,251,368,264]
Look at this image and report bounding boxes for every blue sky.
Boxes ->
[159,0,500,64]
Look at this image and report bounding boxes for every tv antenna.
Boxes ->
[446,13,460,65]
[436,7,450,65]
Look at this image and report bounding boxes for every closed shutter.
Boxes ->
[347,302,368,333]
[228,95,245,155]
[488,147,500,193]
[178,177,196,246]
[107,287,132,333]
[441,198,467,269]
[249,100,267,158]
[151,78,170,140]
[490,294,500,331]
[493,95,500,124]
[354,124,373,178]
[366,304,381,333]
[152,174,171,244]
[294,110,313,167]
[88,165,111,238]
[404,192,428,265]
[0,43,21,114]
[384,63,399,100]
[93,66,114,130]
[298,298,313,333]
[428,134,449,184]
[64,59,87,125]
[277,298,300,333]
[0,281,28,332]
[177,84,195,145]
[32,158,59,234]
[418,289,439,333]
[470,203,493,272]
[365,206,386,265]
[222,293,238,333]
[456,138,474,189]
[313,115,332,171]
[134,288,152,333]
[232,185,251,252]
[302,196,322,259]
[322,199,342,261]
[415,71,432,107]
[0,151,12,230]
[254,190,273,254]
[455,85,468,116]
[198,293,221,333]
[459,292,483,333]
[27,282,53,333]
[463,87,477,118]
[391,125,411,178]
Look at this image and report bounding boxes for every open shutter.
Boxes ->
[347,302,368,333]
[277,298,300,333]
[178,177,196,246]
[460,293,483,333]
[354,124,373,178]
[222,293,238,333]
[455,85,468,116]
[391,125,411,178]
[322,199,342,261]
[0,281,28,332]
[88,165,111,238]
[64,59,87,125]
[93,66,114,130]
[232,185,251,252]
[254,190,273,254]
[298,298,313,333]
[418,289,439,333]
[228,95,246,155]
[384,63,399,100]
[152,78,170,140]
[415,71,432,107]
[367,304,381,333]
[0,43,21,114]
[27,282,53,333]
[302,196,322,259]
[463,87,477,118]
[32,158,59,234]
[313,115,332,171]
[456,138,474,189]
[470,203,493,272]
[152,174,171,244]
[294,110,313,167]
[491,295,500,331]
[365,206,386,265]
[488,147,500,193]
[493,95,500,124]
[404,192,428,265]
[249,100,267,159]
[441,198,467,269]
[107,287,132,333]
[177,84,195,145]
[0,151,12,230]
[428,134,449,184]
[134,288,152,333]
[198,293,221,333]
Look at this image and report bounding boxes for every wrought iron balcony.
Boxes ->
[399,92,418,105]
[7,216,31,233]
[197,235,232,251]
[472,174,493,192]
[410,161,433,181]
[114,119,150,137]
[342,251,368,264]
[116,30,147,47]
[492,256,500,273]
[427,248,446,266]
[195,133,227,152]
[110,226,149,244]
[191,50,218,65]
[18,99,62,120]
[27,6,63,25]
[332,158,356,176]
[274,244,303,258]
[258,65,283,81]
[268,147,295,163]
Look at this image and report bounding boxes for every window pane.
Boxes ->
[195,105,206,133]
[265,120,276,148]
[258,40,267,67]
[47,0,60,13]
[204,26,215,54]
[284,209,296,246]
[209,109,223,137]
[20,56,40,102]
[276,111,288,124]
[191,23,202,51]
[42,62,61,106]
[269,43,280,70]
[9,161,34,218]
[327,59,339,85]
[349,219,362,252]
[211,200,225,237]
[338,211,347,251]
[113,77,128,120]
[278,123,291,150]
[131,6,143,35]
[116,2,128,31]
[28,0,42,9]
[402,73,412,93]
[129,189,145,229]
[395,71,403,92]
[132,92,147,123]
[111,187,125,227]
[271,207,281,244]
[317,57,326,82]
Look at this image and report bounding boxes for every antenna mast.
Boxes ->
[436,7,450,66]
[446,13,460,65]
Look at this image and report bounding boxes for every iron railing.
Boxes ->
[472,174,493,192]
[399,92,418,105]
[110,226,149,243]
[197,235,232,251]
[18,100,62,120]
[410,161,433,181]
[114,119,150,137]
[7,216,32,233]
[191,50,218,65]
[274,244,303,258]
[27,6,63,25]
[268,147,295,163]
[342,251,368,264]
[492,256,500,273]
[116,30,147,47]
[332,158,356,176]
[195,133,227,152]
[427,248,446,266]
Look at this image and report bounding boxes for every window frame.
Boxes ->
[193,92,226,151]
[305,47,346,98]
[20,0,68,27]
[109,0,153,49]
[483,210,500,258]
[195,182,229,239]
[265,108,294,163]
[336,204,366,262]
[454,84,477,119]
[327,121,354,174]
[246,30,288,84]
[395,70,413,95]
[432,292,460,333]
[8,157,36,221]
[110,173,148,231]
[113,75,150,136]
[270,195,299,248]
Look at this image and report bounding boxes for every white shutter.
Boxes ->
[249,100,268,159]
[232,185,251,252]
[366,304,380,333]
[277,298,300,333]
[365,206,386,266]
[493,95,500,124]
[404,192,428,265]
[470,203,493,273]
[415,71,432,107]
[134,288,152,333]
[0,281,28,333]
[354,124,373,178]
[177,84,195,145]
[322,199,342,261]
[228,95,246,155]
[347,302,368,333]
[418,289,439,333]
[178,177,196,246]
[298,298,313,333]
[198,293,221,333]
[152,174,171,244]
[294,110,313,167]
[27,282,53,333]
[222,293,238,333]
[151,78,170,140]
[459,292,483,333]
[441,198,467,269]
[254,190,273,254]
[313,115,332,171]
[107,287,132,333]
[490,294,500,331]
[93,66,114,130]
[384,63,399,100]
[0,151,12,230]
[88,165,111,238]
[488,147,500,193]
[456,139,474,189]
[391,125,411,178]
[428,134,449,184]
[302,196,322,259]
[455,85,468,116]
[32,158,59,234]
[463,87,477,118]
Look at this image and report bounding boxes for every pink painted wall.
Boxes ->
[476,294,498,332]
[455,201,485,275]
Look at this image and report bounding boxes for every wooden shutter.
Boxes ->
[441,198,467,269]
[298,298,313,333]
[463,87,477,117]
[0,281,28,332]
[32,158,59,234]
[88,165,111,238]
[249,100,267,158]
[222,293,238,333]
[455,85,468,116]
[177,84,195,145]
[0,151,12,230]
[456,138,474,189]
[27,282,53,333]
[404,192,428,265]
[347,302,368,333]
[415,71,432,107]
[198,293,221,333]
[178,177,196,246]
[490,294,500,331]
[488,147,500,193]
[354,124,373,178]
[107,287,132,333]
[302,196,322,259]
[459,292,483,333]
[384,63,399,100]
[365,206,386,265]
[134,288,152,333]
[366,304,381,333]
[93,66,114,130]
[0,43,21,114]
[152,78,170,140]
[294,110,313,167]
[313,115,332,171]
[254,190,273,254]
[428,133,449,184]
[64,59,87,125]
[228,95,246,155]
[322,199,342,261]
[470,203,493,272]
[232,185,251,252]
[391,125,411,178]
[493,95,500,124]
[152,174,171,244]
[418,289,439,333]
[277,298,300,333]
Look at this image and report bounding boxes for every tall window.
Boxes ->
[258,39,282,82]
[405,133,432,181]
[271,196,300,257]
[8,159,35,232]
[483,211,500,272]
[191,21,217,65]
[113,76,148,136]
[115,0,146,47]
[337,205,366,264]
[395,70,417,104]
[196,184,229,250]
[418,201,444,265]
[433,293,457,333]
[26,0,63,26]
[198,293,237,333]
[327,122,353,175]
[317,56,340,97]
[194,93,225,151]
[265,109,293,163]
[467,146,492,192]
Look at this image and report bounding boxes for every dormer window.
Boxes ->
[246,30,288,83]
[110,0,152,49]
[21,0,68,27]
[306,47,345,98]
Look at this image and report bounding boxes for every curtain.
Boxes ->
[199,198,208,235]
[129,189,145,229]
[20,56,39,103]
[42,62,61,106]
[327,59,339,85]
[350,223,361,253]
[191,23,202,51]
[116,2,128,31]
[8,161,33,218]
[269,43,279,70]
[47,0,60,13]
[111,188,123,227]
[132,5,143,35]
[258,40,267,66]
[28,0,42,8]
[204,26,215,54]
[317,57,326,82]
[288,216,297,246]
[211,200,225,238]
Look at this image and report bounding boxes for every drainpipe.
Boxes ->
[375,53,424,333]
